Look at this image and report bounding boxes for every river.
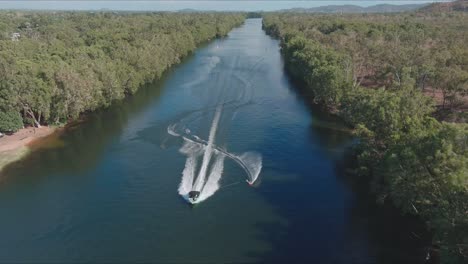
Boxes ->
[0,19,431,263]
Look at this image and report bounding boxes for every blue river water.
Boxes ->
[0,19,430,263]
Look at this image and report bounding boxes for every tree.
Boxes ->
[0,109,23,132]
[0,11,245,127]
[263,12,467,262]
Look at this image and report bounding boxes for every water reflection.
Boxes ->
[0,66,170,183]
[0,19,432,263]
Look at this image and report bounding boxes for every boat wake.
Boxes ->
[169,106,262,204]
[168,53,265,204]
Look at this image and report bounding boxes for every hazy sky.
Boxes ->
[0,1,448,12]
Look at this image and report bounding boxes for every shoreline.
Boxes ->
[0,126,57,173]
[0,15,246,176]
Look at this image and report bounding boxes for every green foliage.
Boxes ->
[340,86,435,144]
[0,11,245,128]
[264,12,468,110]
[0,110,23,132]
[283,35,348,105]
[264,12,467,262]
[381,122,467,263]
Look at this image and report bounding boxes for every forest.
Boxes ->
[263,12,467,263]
[0,7,466,263]
[0,11,244,132]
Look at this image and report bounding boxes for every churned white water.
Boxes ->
[168,49,264,204]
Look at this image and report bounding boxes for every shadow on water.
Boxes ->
[247,132,433,263]
[0,54,192,186]
[0,19,436,263]
[245,70,433,263]
[341,177,435,264]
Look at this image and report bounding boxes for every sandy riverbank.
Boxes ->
[0,126,56,173]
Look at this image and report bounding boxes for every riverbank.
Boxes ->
[0,12,245,150]
[263,14,467,263]
[0,19,435,263]
[0,126,56,173]
[0,13,246,174]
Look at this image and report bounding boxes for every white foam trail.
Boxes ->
[178,152,197,196]
[178,139,203,202]
[170,54,267,203]
[197,154,225,202]
[193,105,222,192]
[214,149,262,184]
[167,124,180,137]
[238,152,262,184]
[174,125,262,203]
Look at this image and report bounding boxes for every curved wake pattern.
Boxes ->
[169,53,265,204]
[177,139,261,204]
[170,108,262,204]
[238,152,262,184]
[178,140,225,204]
[176,106,226,204]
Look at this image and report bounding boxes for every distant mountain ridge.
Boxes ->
[419,0,468,12]
[280,3,429,13]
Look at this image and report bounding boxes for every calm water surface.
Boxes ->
[0,19,430,263]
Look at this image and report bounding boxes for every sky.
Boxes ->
[0,1,449,12]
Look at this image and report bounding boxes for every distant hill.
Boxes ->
[177,9,203,13]
[419,0,468,12]
[280,3,429,13]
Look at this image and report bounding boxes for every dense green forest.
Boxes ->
[263,12,467,263]
[0,12,245,132]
